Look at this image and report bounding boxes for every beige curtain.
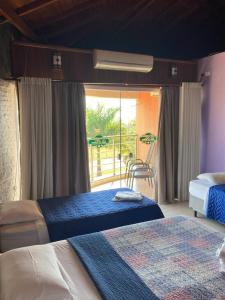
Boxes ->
[18,77,53,199]
[177,82,202,201]
[52,81,90,196]
[157,86,180,204]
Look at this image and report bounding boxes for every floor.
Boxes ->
[92,179,225,234]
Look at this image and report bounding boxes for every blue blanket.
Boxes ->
[68,233,159,300]
[207,184,225,224]
[38,188,164,241]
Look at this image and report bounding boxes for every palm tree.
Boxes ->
[86,104,120,176]
[86,103,136,177]
[86,103,120,137]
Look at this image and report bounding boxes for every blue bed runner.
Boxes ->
[68,232,159,300]
[37,188,164,241]
[207,184,225,224]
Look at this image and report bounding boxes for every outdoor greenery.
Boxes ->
[86,103,136,177]
[86,103,135,137]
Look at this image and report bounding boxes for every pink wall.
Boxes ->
[136,92,160,161]
[198,52,225,172]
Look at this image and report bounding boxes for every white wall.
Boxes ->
[0,80,20,202]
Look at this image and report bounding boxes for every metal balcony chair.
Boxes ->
[129,162,156,189]
[125,141,157,188]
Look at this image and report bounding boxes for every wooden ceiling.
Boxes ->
[1,0,225,59]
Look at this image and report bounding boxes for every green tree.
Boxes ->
[86,103,136,177]
[86,104,120,176]
[86,103,120,137]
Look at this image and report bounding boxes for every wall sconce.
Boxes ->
[52,52,62,69]
[171,65,178,76]
[200,71,211,86]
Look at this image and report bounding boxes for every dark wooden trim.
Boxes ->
[12,41,197,64]
[0,2,36,39]
[13,41,92,54]
[12,42,198,83]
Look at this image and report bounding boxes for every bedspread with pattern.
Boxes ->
[69,216,225,300]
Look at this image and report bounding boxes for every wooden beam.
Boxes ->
[36,0,101,31]
[40,10,101,39]
[119,0,155,31]
[163,4,199,34]
[0,2,36,39]
[0,0,59,25]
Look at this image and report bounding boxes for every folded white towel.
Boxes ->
[113,191,143,201]
[216,239,225,273]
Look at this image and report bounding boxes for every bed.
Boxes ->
[189,179,214,216]
[0,188,164,251]
[1,216,225,300]
[37,188,164,241]
[189,180,225,224]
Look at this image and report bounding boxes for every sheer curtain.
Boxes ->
[18,77,53,199]
[177,82,202,201]
[52,81,90,196]
[157,86,180,204]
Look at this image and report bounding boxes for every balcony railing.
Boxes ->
[88,134,137,183]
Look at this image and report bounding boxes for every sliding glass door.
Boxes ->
[85,88,122,185]
[85,86,160,190]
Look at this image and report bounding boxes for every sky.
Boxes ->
[86,96,136,125]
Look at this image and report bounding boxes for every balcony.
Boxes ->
[85,87,160,194]
[88,134,137,186]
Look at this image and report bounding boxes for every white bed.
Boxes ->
[1,216,225,300]
[189,179,214,216]
[0,201,49,252]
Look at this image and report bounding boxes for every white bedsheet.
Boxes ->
[53,240,101,300]
[189,179,214,200]
[189,179,215,214]
[0,240,101,300]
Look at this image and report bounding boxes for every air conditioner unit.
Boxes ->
[93,49,153,73]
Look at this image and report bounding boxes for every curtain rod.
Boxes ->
[12,77,182,87]
[51,80,181,87]
[84,82,181,87]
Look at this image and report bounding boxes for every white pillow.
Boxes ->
[197,172,225,184]
[0,244,73,300]
[0,200,43,225]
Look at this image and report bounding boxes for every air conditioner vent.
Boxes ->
[93,49,153,73]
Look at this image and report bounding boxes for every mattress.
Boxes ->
[189,179,214,200]
[0,218,49,252]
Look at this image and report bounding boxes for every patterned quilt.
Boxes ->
[69,216,225,300]
[207,184,225,224]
